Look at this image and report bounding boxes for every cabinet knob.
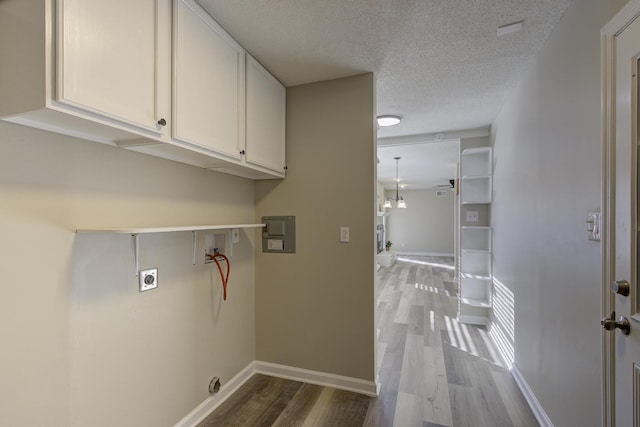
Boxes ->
[240,150,246,156]
[157,118,167,126]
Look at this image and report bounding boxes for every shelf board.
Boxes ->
[461,200,491,205]
[461,226,491,230]
[460,272,492,280]
[461,147,491,156]
[461,174,491,180]
[460,297,492,308]
[76,223,266,235]
[457,314,490,326]
[461,249,491,254]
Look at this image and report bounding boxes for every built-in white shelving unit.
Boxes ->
[76,223,265,276]
[458,147,493,325]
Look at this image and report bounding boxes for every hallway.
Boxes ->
[364,255,538,426]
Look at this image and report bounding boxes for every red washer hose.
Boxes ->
[207,253,230,300]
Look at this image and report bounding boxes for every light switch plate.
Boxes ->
[340,227,350,243]
[587,209,601,242]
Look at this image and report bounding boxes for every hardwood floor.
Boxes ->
[199,256,538,426]
[197,374,370,426]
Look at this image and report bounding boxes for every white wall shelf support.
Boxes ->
[133,234,139,277]
[192,231,197,266]
[77,224,265,276]
[76,223,265,235]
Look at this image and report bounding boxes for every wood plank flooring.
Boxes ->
[199,256,538,426]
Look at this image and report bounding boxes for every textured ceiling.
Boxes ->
[196,0,571,186]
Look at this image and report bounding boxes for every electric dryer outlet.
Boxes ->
[139,268,158,292]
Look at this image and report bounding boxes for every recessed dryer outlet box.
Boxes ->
[139,268,158,292]
[204,233,226,263]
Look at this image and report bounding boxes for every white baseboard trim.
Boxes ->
[397,252,454,257]
[254,361,378,397]
[511,366,554,427]
[174,362,255,427]
[457,314,489,326]
[175,361,377,426]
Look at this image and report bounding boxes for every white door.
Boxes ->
[57,0,168,134]
[608,4,640,426]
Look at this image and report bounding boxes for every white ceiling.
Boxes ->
[196,0,571,187]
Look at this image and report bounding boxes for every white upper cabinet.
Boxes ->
[57,0,169,135]
[0,0,285,180]
[0,0,170,141]
[172,0,244,161]
[245,56,286,174]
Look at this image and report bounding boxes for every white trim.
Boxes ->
[174,361,377,426]
[456,314,489,326]
[511,366,554,427]
[254,361,378,397]
[377,128,487,146]
[397,252,454,257]
[174,362,255,427]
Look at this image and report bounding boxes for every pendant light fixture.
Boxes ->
[385,157,407,208]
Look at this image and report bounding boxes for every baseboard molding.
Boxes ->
[397,252,454,257]
[175,360,377,426]
[511,366,554,427]
[254,361,378,397]
[457,314,489,326]
[174,362,255,427]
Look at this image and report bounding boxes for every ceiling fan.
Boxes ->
[432,179,456,190]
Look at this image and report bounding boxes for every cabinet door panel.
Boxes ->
[173,0,244,160]
[58,0,161,131]
[246,56,286,173]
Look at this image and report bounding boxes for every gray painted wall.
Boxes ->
[255,74,376,381]
[386,188,455,254]
[491,0,627,425]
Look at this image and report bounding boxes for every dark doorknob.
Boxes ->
[612,280,630,296]
[601,311,631,335]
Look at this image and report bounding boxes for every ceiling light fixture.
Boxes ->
[377,115,402,127]
[385,157,407,209]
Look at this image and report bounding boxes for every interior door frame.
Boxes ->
[602,3,640,426]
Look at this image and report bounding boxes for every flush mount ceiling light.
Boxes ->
[385,157,407,209]
[377,115,402,127]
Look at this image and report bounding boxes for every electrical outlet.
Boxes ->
[139,268,158,292]
[466,211,479,223]
[340,227,350,243]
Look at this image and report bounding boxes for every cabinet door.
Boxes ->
[246,56,286,173]
[173,0,245,161]
[57,0,168,134]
